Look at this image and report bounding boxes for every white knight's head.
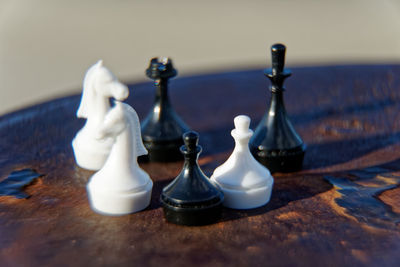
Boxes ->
[77,60,129,118]
[94,61,129,100]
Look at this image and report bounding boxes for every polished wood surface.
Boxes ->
[1,65,400,266]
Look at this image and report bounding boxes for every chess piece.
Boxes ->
[141,57,190,162]
[86,101,153,215]
[160,131,224,226]
[250,44,306,172]
[72,60,129,170]
[211,115,274,209]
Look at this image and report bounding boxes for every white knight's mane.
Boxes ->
[123,104,148,157]
[77,61,102,118]
[102,102,148,157]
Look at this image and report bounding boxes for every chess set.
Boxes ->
[71,44,300,226]
[1,42,400,265]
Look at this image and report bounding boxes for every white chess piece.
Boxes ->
[87,101,153,215]
[211,115,274,209]
[72,60,129,170]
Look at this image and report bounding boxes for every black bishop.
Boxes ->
[250,44,306,172]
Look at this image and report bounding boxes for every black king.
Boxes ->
[141,57,190,162]
[250,44,306,172]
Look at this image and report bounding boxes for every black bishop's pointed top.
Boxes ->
[265,43,291,91]
[160,131,224,226]
[271,43,286,72]
[249,43,306,173]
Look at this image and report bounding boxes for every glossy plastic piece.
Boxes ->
[72,60,129,170]
[250,44,306,173]
[87,101,153,215]
[140,57,190,162]
[211,115,274,209]
[160,131,224,226]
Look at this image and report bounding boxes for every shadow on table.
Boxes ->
[303,132,400,170]
[218,157,400,223]
[219,172,332,222]
[289,96,400,127]
[146,178,171,211]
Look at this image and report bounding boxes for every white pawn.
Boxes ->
[211,115,274,209]
[86,101,153,215]
[72,60,129,170]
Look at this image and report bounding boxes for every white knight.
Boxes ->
[72,60,129,170]
[86,101,153,215]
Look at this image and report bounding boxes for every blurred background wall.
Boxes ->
[0,0,400,115]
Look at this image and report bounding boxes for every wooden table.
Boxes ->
[1,65,400,266]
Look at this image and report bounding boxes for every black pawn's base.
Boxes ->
[141,139,184,162]
[252,144,306,173]
[161,201,223,226]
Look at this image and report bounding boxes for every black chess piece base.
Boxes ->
[252,144,306,173]
[160,198,223,226]
[141,139,183,162]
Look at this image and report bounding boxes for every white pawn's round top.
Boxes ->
[211,115,274,209]
[231,115,253,141]
[234,115,250,133]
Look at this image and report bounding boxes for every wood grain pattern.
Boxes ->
[1,65,400,266]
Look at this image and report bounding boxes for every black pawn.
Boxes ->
[141,57,190,162]
[160,131,224,226]
[249,44,306,172]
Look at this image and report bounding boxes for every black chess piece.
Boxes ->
[160,131,224,226]
[141,57,190,162]
[249,44,306,173]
